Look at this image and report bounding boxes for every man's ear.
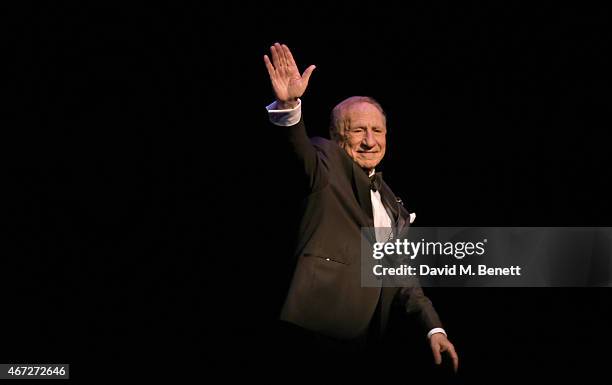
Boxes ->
[329,129,341,142]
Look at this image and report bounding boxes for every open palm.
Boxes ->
[264,43,315,104]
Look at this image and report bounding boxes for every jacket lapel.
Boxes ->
[335,146,372,225]
[345,160,379,247]
[351,163,374,227]
[379,180,410,237]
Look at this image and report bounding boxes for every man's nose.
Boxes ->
[362,130,376,148]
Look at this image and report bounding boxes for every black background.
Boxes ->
[4,2,611,383]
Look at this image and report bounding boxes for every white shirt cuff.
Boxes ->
[427,328,447,339]
[266,99,302,126]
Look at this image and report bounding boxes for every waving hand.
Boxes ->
[264,43,316,109]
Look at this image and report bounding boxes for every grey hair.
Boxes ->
[329,96,387,142]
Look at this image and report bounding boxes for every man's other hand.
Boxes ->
[430,332,459,373]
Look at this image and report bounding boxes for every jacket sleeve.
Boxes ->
[272,114,330,193]
[396,284,444,331]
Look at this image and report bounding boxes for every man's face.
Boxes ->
[338,102,387,171]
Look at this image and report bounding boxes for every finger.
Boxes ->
[263,55,275,76]
[432,345,442,365]
[275,42,287,67]
[302,65,316,84]
[283,44,297,68]
[270,45,281,68]
[448,347,459,373]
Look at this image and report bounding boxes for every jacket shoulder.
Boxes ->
[310,136,335,152]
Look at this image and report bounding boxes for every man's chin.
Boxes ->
[356,159,380,171]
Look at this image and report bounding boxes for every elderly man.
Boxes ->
[264,43,458,372]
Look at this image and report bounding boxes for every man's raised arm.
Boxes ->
[263,43,328,191]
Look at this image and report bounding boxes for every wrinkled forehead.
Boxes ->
[342,102,386,128]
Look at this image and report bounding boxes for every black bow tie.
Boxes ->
[369,172,383,192]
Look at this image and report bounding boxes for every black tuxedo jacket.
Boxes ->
[276,116,443,340]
